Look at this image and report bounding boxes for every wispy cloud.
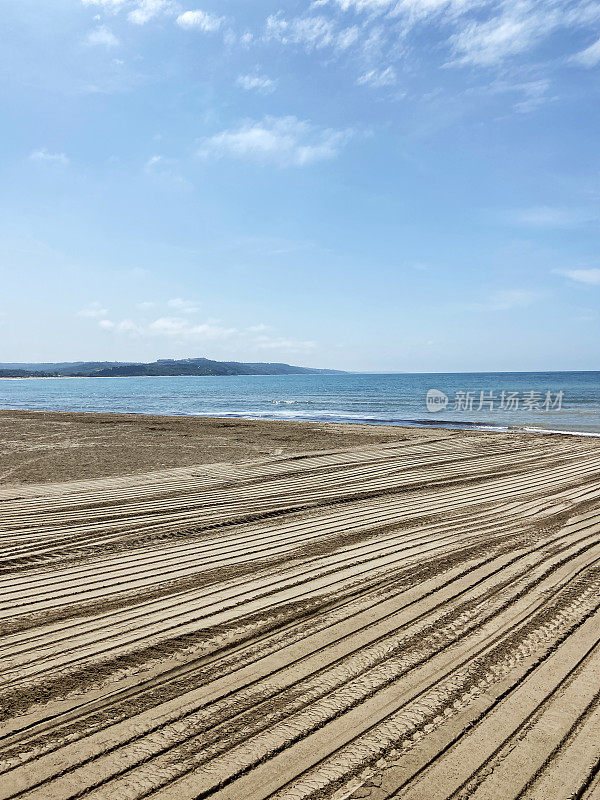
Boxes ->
[144,155,190,186]
[558,268,600,285]
[450,289,540,313]
[84,25,120,47]
[449,1,600,67]
[80,0,600,85]
[144,154,166,172]
[129,267,150,278]
[82,0,174,23]
[88,305,316,352]
[510,206,596,228]
[198,116,354,168]
[356,66,397,87]
[450,13,540,66]
[176,9,224,31]
[247,323,270,333]
[570,36,600,67]
[97,316,237,338]
[485,78,555,113]
[253,335,316,351]
[485,289,538,311]
[78,302,109,318]
[129,0,175,25]
[330,0,393,13]
[167,297,201,313]
[99,318,142,331]
[29,149,69,165]
[148,317,236,338]
[82,0,127,7]
[236,73,277,93]
[265,13,359,53]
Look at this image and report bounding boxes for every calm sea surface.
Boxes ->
[1,372,600,435]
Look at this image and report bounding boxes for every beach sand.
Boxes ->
[0,409,439,487]
[1,411,600,800]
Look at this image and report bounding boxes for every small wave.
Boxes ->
[519,426,600,438]
[270,400,317,405]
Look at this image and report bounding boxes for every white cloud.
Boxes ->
[236,73,277,93]
[98,318,142,332]
[559,268,600,285]
[84,25,120,47]
[117,318,141,331]
[97,315,237,339]
[570,36,600,67]
[29,149,69,165]
[486,289,537,310]
[511,206,595,227]
[395,0,478,19]
[449,1,600,67]
[144,155,190,186]
[266,14,331,48]
[145,154,164,171]
[168,298,200,313]
[82,0,127,7]
[330,0,482,28]
[129,0,174,25]
[198,116,354,168]
[510,79,552,113]
[356,66,397,86]
[89,307,316,352]
[254,335,317,351]
[333,0,393,12]
[176,10,224,31]
[336,25,360,48]
[247,323,270,332]
[265,14,359,52]
[78,302,108,318]
[148,317,237,338]
[488,76,554,113]
[450,12,541,66]
[454,288,539,313]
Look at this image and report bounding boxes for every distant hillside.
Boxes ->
[0,357,343,378]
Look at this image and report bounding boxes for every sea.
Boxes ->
[1,372,600,436]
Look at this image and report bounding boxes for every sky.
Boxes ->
[1,0,599,372]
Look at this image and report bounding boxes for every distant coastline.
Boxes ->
[0,374,332,380]
[0,357,344,380]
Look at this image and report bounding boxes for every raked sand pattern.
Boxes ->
[2,430,600,799]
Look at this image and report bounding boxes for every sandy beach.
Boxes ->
[2,411,600,800]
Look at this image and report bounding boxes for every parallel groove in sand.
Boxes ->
[1,431,600,800]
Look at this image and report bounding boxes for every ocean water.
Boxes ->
[1,372,600,435]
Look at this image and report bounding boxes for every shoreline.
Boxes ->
[1,405,599,439]
[2,407,598,490]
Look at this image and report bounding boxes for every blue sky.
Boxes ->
[1,0,599,371]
